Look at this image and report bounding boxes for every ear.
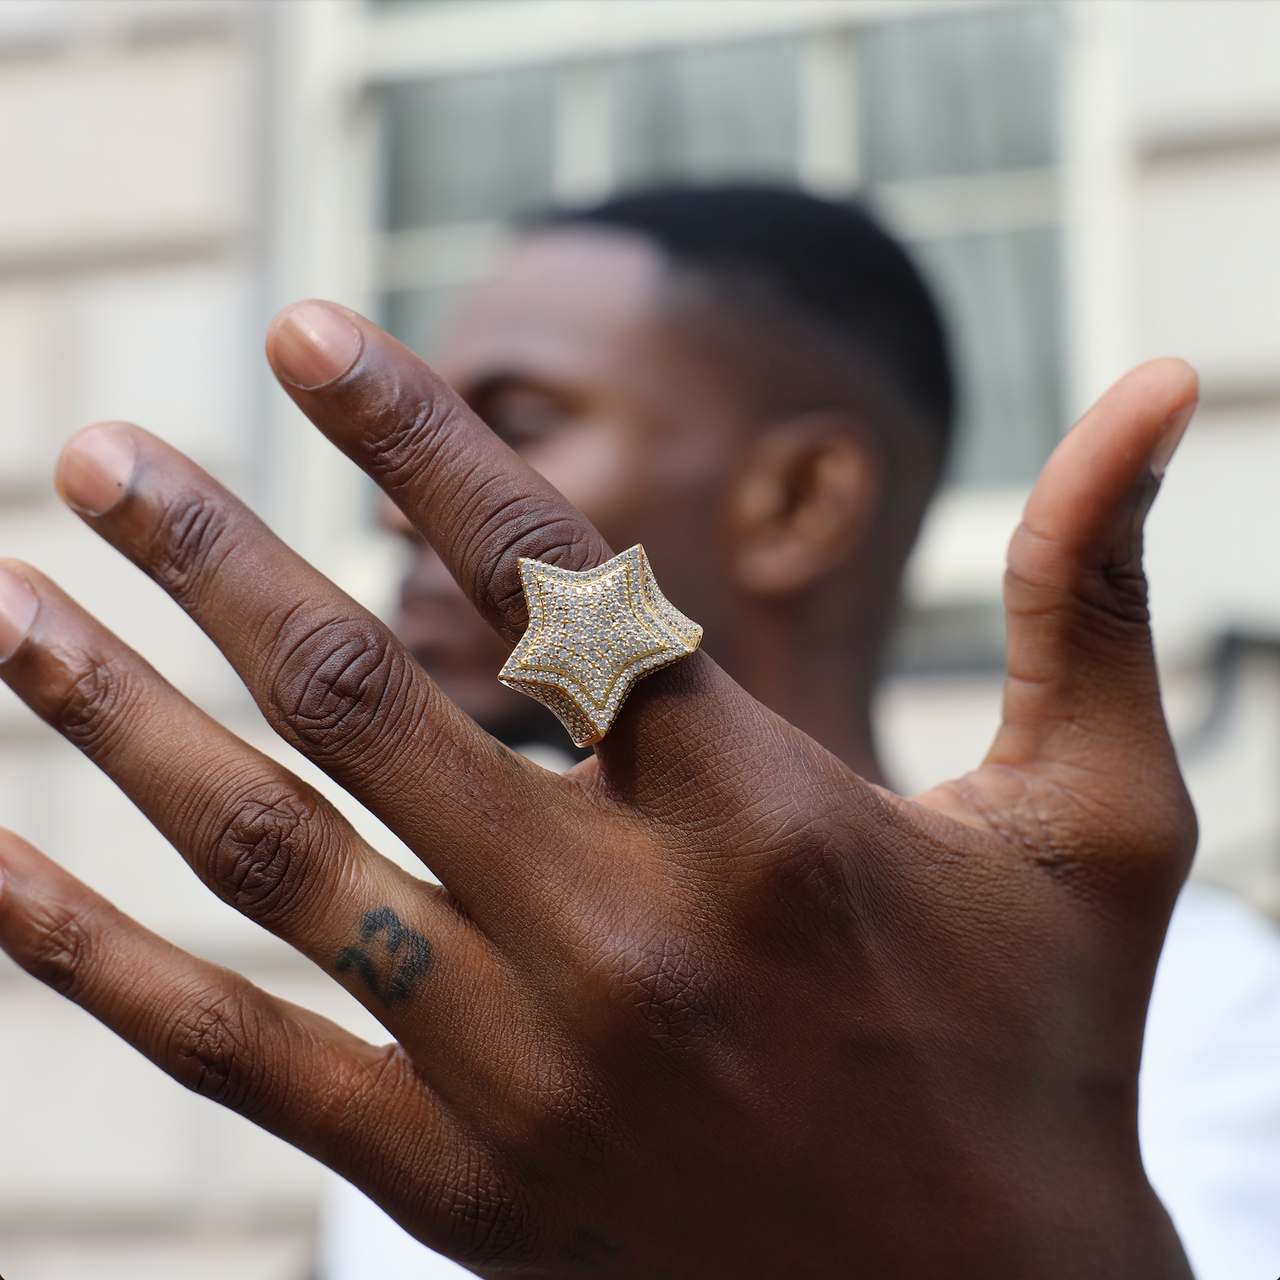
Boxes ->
[726,410,882,597]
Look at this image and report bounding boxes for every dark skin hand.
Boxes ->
[0,300,1197,1277]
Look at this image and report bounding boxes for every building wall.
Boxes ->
[0,4,339,1277]
[1107,0,1280,912]
[1,3,1279,1277]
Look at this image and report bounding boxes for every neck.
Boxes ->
[716,593,886,787]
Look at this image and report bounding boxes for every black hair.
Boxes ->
[551,184,954,446]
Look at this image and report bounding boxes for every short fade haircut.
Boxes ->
[550,184,954,448]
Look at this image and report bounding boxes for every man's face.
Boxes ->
[394,227,751,736]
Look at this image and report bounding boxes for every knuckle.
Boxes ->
[1005,522,1153,634]
[586,917,721,1056]
[468,507,600,634]
[1044,559,1152,646]
[756,823,856,932]
[20,904,94,998]
[365,395,460,488]
[163,988,265,1112]
[343,1054,551,1267]
[268,618,408,758]
[518,1051,608,1159]
[146,492,234,611]
[202,782,334,924]
[366,398,603,634]
[47,655,134,760]
[618,934,718,1049]
[1094,556,1152,627]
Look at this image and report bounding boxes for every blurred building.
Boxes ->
[0,1,1278,1276]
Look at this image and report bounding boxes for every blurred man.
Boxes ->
[321,187,1280,1280]
[394,188,945,782]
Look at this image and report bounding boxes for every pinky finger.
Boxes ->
[0,829,449,1186]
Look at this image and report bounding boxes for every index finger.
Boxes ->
[265,301,766,787]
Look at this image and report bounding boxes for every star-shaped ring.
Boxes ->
[497,545,703,747]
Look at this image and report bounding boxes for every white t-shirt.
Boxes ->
[1140,883,1280,1279]
[317,883,1280,1280]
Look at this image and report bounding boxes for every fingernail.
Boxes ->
[0,566,38,663]
[1150,401,1197,478]
[58,424,138,516]
[269,301,363,390]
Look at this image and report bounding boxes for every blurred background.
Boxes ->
[1,1,1279,1276]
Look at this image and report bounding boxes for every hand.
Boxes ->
[0,302,1198,1278]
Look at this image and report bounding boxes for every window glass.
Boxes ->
[613,40,799,190]
[382,285,467,365]
[857,7,1066,483]
[859,8,1060,183]
[382,67,555,230]
[376,14,1065,486]
[910,228,1063,486]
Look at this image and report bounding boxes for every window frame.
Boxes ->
[268,0,1131,622]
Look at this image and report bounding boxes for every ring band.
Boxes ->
[497,545,703,747]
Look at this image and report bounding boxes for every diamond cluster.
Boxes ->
[497,544,703,747]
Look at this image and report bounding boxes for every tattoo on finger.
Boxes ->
[334,907,432,1005]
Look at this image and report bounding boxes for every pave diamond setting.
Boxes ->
[497,544,703,747]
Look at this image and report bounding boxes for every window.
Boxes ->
[371,1,1066,494]
[613,40,801,191]
[860,6,1063,486]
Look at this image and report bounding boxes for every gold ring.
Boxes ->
[497,545,703,747]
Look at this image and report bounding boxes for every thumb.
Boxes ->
[994,357,1196,771]
[930,359,1200,882]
